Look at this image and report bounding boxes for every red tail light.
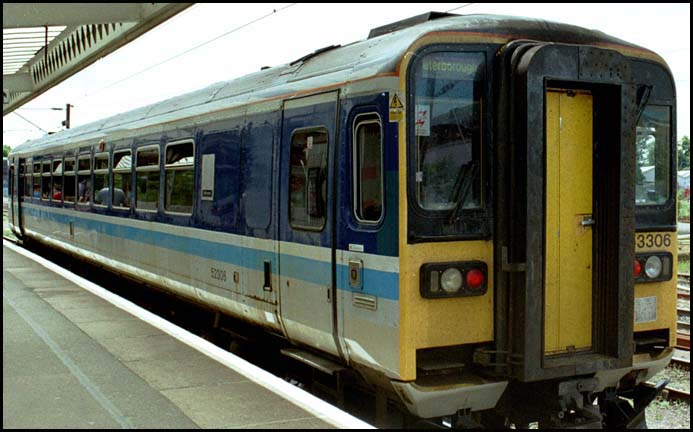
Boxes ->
[466,268,485,290]
[633,259,642,278]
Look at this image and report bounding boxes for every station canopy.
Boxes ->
[3,3,193,115]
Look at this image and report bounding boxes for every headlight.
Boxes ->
[644,256,662,279]
[634,252,673,283]
[440,268,463,292]
[420,261,488,298]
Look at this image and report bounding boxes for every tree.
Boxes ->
[3,145,10,157]
[678,135,690,170]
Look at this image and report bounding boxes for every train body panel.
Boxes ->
[634,231,678,344]
[8,13,680,427]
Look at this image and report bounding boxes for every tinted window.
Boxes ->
[289,128,328,230]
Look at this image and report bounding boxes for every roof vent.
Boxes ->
[368,12,458,39]
[290,44,341,66]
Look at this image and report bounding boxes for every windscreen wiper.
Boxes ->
[635,84,652,124]
[447,161,479,224]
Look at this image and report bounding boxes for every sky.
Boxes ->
[3,3,690,150]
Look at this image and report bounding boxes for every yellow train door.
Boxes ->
[544,89,594,355]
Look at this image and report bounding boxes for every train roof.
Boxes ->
[11,13,664,157]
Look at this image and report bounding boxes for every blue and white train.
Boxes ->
[8,12,679,428]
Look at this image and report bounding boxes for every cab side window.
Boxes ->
[353,114,384,224]
[635,105,671,205]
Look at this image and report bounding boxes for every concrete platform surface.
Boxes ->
[3,243,353,429]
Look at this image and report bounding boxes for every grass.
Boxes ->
[679,189,690,221]
[680,199,690,221]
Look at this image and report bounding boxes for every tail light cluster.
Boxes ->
[420,261,488,298]
[633,252,673,283]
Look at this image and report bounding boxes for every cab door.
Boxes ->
[544,89,594,355]
[278,91,341,357]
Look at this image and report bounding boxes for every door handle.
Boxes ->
[263,261,272,291]
[581,216,596,227]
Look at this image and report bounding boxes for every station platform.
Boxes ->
[3,241,372,429]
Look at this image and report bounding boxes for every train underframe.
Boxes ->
[15,235,674,429]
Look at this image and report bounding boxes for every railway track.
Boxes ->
[678,271,690,350]
[656,385,690,404]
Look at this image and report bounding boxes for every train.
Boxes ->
[7,12,679,428]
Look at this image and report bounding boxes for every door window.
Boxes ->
[353,114,384,224]
[289,127,329,230]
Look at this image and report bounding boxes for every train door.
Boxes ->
[278,91,341,357]
[497,43,634,381]
[544,89,593,355]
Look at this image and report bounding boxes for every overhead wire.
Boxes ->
[6,4,299,138]
[446,3,475,13]
[11,111,48,133]
[96,3,298,93]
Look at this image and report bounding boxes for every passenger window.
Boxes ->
[52,159,63,202]
[353,114,384,223]
[77,155,92,204]
[32,162,40,198]
[41,161,51,200]
[23,161,31,198]
[164,141,194,214]
[112,150,132,209]
[289,127,329,230]
[63,158,76,203]
[136,146,160,211]
[93,153,110,206]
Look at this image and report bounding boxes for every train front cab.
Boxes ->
[391,34,677,428]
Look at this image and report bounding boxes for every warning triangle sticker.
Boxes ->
[390,93,404,109]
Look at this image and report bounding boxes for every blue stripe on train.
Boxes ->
[24,206,400,300]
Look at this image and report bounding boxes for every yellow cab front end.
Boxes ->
[389,29,678,428]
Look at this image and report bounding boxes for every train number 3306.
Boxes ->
[636,233,672,249]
